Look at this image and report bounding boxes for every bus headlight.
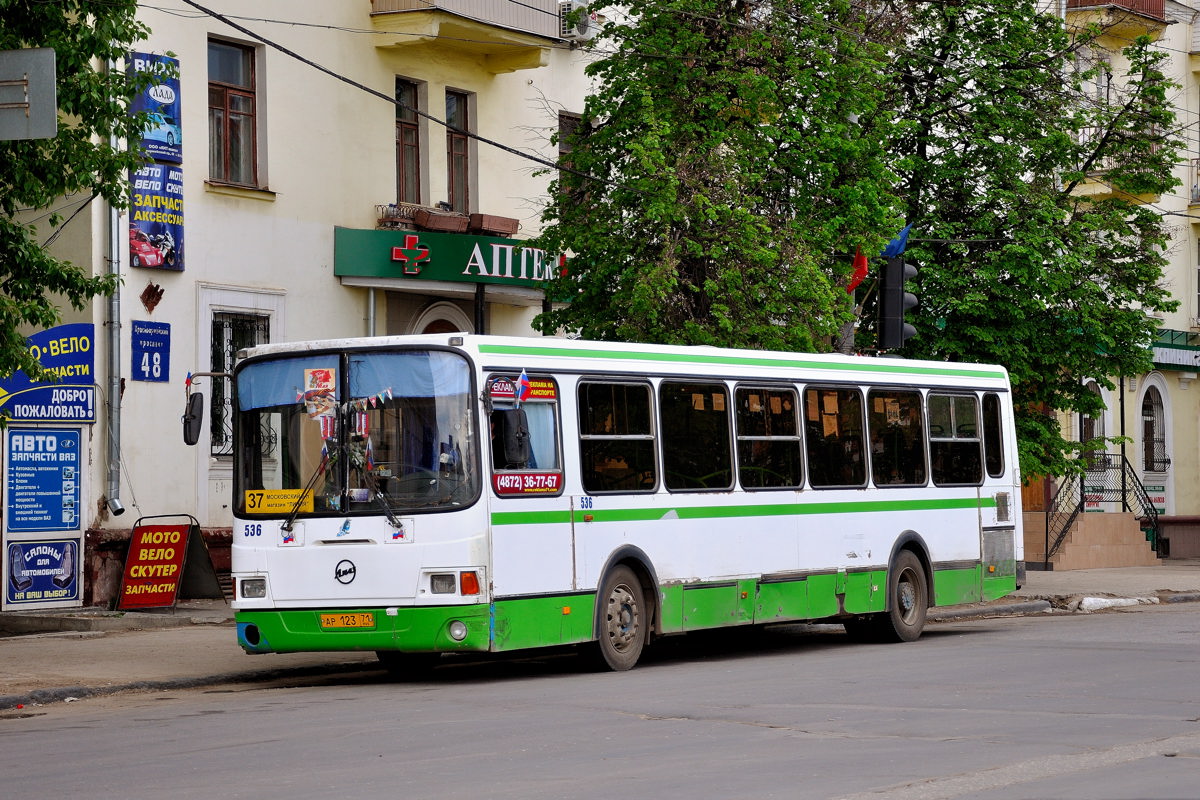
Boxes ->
[430,573,456,594]
[240,578,267,599]
[448,620,468,641]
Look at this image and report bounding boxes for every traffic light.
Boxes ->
[878,256,917,350]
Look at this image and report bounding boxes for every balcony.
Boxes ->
[377,203,520,236]
[369,0,561,73]
[1065,0,1169,39]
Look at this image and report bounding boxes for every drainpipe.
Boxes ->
[367,287,376,337]
[106,161,124,516]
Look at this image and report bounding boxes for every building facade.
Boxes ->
[2,0,595,608]
[1034,0,1200,563]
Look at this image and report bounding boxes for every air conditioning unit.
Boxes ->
[560,1,600,41]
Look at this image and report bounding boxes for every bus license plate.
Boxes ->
[319,612,375,629]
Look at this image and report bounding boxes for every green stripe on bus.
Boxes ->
[492,496,994,526]
[477,343,1006,380]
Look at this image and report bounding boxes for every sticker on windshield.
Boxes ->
[303,368,337,417]
[245,489,314,515]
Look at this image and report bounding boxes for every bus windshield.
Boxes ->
[233,349,479,516]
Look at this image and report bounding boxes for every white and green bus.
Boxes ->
[206,334,1023,672]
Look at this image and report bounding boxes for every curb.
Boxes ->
[928,600,1053,621]
[930,590,1200,622]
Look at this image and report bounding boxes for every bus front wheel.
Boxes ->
[593,565,647,671]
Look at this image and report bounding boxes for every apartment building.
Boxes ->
[1,0,596,609]
[1034,0,1200,565]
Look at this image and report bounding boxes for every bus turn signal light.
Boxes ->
[460,571,480,595]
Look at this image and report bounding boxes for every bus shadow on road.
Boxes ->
[239,621,994,693]
[314,621,989,687]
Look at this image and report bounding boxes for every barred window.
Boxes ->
[1141,387,1169,472]
[211,312,269,457]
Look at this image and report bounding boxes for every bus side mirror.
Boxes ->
[183,392,205,446]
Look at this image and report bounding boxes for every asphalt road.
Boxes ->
[1,604,1197,800]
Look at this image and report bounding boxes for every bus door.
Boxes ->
[485,374,579,649]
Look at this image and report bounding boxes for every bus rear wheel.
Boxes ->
[843,550,928,643]
[593,565,647,671]
[879,550,928,642]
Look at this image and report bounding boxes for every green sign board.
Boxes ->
[334,227,563,289]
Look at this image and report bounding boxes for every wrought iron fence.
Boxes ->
[1044,453,1160,565]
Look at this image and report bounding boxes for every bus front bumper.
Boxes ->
[236,604,493,655]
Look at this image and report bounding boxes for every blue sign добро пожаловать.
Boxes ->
[0,323,96,423]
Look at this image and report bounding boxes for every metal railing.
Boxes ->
[1066,0,1165,20]
[1044,453,1160,565]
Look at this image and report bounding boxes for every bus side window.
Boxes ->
[804,387,866,488]
[982,393,1005,478]
[928,393,982,485]
[867,389,926,486]
[491,408,531,469]
[486,374,563,495]
[660,382,733,491]
[579,381,657,493]
[735,386,802,490]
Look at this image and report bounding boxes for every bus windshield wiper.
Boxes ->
[281,452,328,533]
[365,470,405,529]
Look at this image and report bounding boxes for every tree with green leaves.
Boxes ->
[0,0,160,382]
[534,0,901,351]
[883,1,1180,477]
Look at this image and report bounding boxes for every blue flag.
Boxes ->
[882,223,912,258]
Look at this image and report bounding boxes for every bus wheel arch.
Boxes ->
[591,547,659,671]
[845,533,932,644]
[887,531,934,612]
[879,533,932,642]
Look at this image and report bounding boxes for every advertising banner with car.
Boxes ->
[129,52,181,164]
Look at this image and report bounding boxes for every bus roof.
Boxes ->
[239,333,1011,389]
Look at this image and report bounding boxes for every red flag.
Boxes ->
[847,247,868,293]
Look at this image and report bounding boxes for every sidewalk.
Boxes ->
[2,561,1199,711]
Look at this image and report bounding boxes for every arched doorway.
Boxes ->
[411,301,472,335]
[1141,385,1169,473]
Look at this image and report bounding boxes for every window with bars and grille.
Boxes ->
[1141,387,1169,472]
[211,312,270,457]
